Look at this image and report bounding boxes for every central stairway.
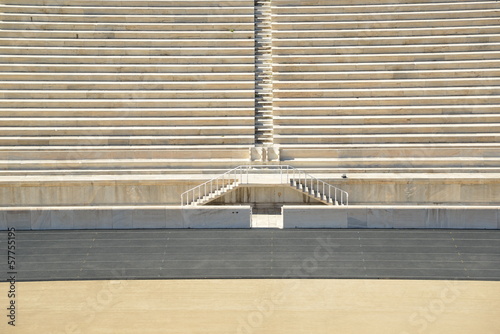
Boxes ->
[254,0,274,145]
[181,165,348,206]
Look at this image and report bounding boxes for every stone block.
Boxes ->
[437,208,466,229]
[73,210,98,229]
[392,209,427,229]
[132,209,167,229]
[165,209,185,228]
[462,209,497,229]
[111,209,133,229]
[0,211,6,230]
[88,184,116,205]
[460,184,500,205]
[31,210,51,230]
[50,210,75,229]
[425,208,441,228]
[95,209,113,229]
[6,210,31,230]
[347,208,367,228]
[0,187,13,206]
[283,207,347,228]
[250,147,264,162]
[498,209,500,229]
[367,208,393,228]
[182,207,251,228]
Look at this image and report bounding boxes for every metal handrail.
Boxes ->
[180,165,348,206]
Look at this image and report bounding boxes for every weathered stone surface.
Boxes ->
[0,206,251,230]
[283,206,499,229]
[0,0,500,216]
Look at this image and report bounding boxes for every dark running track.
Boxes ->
[1,229,499,281]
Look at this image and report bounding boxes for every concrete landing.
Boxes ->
[251,208,283,228]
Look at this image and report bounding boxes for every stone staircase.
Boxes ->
[0,0,256,174]
[272,0,500,173]
[181,165,348,206]
[0,0,499,208]
[254,0,274,146]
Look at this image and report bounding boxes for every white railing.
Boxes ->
[181,165,348,206]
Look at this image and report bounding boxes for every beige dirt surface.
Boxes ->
[1,279,499,334]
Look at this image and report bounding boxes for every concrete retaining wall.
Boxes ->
[0,206,252,230]
[283,206,500,229]
[1,176,498,207]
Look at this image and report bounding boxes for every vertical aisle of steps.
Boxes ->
[0,0,256,177]
[272,0,500,175]
[254,0,274,146]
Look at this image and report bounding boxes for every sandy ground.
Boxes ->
[0,279,499,334]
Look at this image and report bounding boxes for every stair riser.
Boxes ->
[0,137,255,146]
[274,88,500,98]
[274,106,500,116]
[281,147,500,159]
[0,100,255,108]
[274,78,500,89]
[274,61,500,72]
[1,56,254,64]
[0,109,255,117]
[0,22,254,31]
[273,3,500,14]
[0,91,254,99]
[0,40,254,48]
[275,115,500,125]
[1,7,253,15]
[275,135,500,144]
[274,96,500,107]
[284,159,500,168]
[1,14,254,24]
[274,52,500,64]
[0,149,250,160]
[0,160,249,170]
[273,35,500,47]
[0,118,254,127]
[274,69,500,80]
